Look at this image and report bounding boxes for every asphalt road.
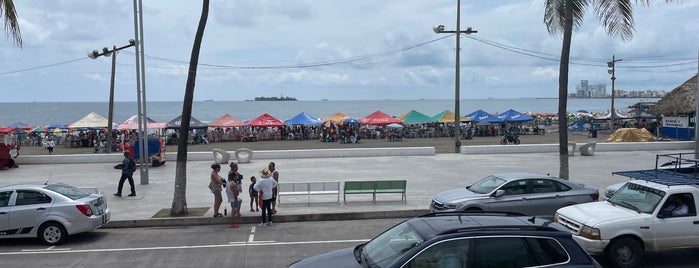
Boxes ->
[1,218,699,268]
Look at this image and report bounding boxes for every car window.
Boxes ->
[45,184,91,200]
[500,180,527,195]
[660,193,696,217]
[15,190,52,206]
[529,179,560,193]
[524,237,570,265]
[469,176,507,194]
[608,183,665,213]
[405,238,470,268]
[363,221,425,268]
[0,191,12,207]
[474,237,536,267]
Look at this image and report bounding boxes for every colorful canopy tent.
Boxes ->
[46,124,68,132]
[208,113,246,127]
[344,118,360,125]
[166,115,208,129]
[431,110,470,123]
[7,122,31,131]
[594,110,630,120]
[322,112,350,125]
[247,113,285,127]
[465,110,498,123]
[117,122,168,130]
[0,127,14,134]
[491,109,535,123]
[607,128,656,142]
[284,112,322,126]
[397,110,435,124]
[359,110,401,126]
[122,114,157,124]
[69,112,111,129]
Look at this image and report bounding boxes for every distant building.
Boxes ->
[575,80,606,98]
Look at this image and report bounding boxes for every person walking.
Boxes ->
[269,162,279,214]
[210,164,225,217]
[114,151,136,197]
[253,168,277,226]
[46,137,55,154]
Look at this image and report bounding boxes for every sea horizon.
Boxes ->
[0,97,659,127]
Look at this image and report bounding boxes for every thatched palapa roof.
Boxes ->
[651,75,697,116]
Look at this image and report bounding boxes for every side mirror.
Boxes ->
[493,189,505,197]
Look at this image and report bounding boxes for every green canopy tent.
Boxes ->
[397,110,435,124]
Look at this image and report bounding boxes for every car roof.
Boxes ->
[492,172,558,181]
[0,181,70,190]
[411,212,565,239]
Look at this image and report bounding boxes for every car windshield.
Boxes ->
[468,175,507,194]
[608,182,665,214]
[45,184,91,200]
[361,221,425,268]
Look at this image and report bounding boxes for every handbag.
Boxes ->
[114,163,125,169]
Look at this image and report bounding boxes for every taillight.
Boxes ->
[590,192,599,201]
[76,204,93,216]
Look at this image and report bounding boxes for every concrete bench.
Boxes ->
[343,180,407,203]
[580,142,596,156]
[212,148,230,164]
[235,148,253,163]
[277,181,340,205]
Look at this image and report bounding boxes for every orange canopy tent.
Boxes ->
[359,110,401,126]
[247,113,285,127]
[208,113,246,127]
[322,112,350,125]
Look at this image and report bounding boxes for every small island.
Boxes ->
[253,95,297,101]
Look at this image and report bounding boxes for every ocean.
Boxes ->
[0,98,656,127]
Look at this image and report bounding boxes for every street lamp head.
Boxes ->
[433,24,445,33]
[607,61,614,67]
[129,39,136,46]
[608,69,613,75]
[102,47,112,57]
[87,50,100,59]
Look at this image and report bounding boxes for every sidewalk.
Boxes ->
[0,148,680,228]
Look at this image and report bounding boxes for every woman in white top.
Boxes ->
[253,168,278,226]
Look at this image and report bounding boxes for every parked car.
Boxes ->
[430,173,599,216]
[289,212,601,268]
[0,182,110,245]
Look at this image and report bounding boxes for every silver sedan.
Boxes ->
[0,182,110,245]
[430,172,599,216]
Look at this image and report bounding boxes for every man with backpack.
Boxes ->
[114,151,137,197]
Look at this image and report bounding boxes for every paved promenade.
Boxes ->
[0,147,686,228]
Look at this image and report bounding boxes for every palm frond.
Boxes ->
[1,0,22,47]
[544,0,589,37]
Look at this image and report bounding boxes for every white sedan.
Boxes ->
[0,182,110,245]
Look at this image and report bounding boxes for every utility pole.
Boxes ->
[608,55,622,130]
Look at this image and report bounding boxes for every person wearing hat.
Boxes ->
[253,168,278,226]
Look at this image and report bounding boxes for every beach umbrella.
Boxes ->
[386,123,404,129]
[30,127,46,133]
[343,118,359,125]
[8,122,31,131]
[53,128,63,134]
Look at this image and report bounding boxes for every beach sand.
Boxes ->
[18,128,612,156]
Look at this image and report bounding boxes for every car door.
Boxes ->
[523,179,566,215]
[403,237,472,268]
[0,191,13,235]
[652,192,699,249]
[489,180,532,214]
[8,190,53,235]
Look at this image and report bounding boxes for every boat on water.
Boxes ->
[253,95,297,101]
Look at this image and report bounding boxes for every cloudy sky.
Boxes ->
[1,0,698,102]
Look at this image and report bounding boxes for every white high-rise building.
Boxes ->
[575,80,606,98]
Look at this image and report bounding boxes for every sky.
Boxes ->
[1,0,698,102]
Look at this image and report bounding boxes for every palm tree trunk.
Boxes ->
[557,1,573,180]
[171,0,209,216]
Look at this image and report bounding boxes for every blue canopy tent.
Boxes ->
[344,118,360,125]
[492,109,535,123]
[284,112,322,126]
[466,110,499,123]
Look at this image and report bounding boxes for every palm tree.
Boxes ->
[544,0,676,179]
[1,0,22,47]
[171,0,209,216]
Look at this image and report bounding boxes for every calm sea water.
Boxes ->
[0,98,656,127]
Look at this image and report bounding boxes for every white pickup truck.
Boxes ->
[555,169,699,268]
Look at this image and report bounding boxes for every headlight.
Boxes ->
[446,203,459,209]
[580,225,601,240]
[553,212,559,222]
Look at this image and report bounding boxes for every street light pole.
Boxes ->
[88,40,136,154]
[608,55,622,130]
[433,0,477,153]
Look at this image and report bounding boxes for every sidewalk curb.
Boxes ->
[104,209,429,228]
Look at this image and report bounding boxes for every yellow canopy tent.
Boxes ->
[322,112,349,125]
[607,128,656,142]
[431,110,471,123]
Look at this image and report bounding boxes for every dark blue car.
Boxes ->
[289,212,600,268]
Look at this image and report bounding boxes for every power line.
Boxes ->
[0,57,88,75]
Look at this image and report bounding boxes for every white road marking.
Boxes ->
[248,226,256,242]
[1,239,369,256]
[21,246,71,252]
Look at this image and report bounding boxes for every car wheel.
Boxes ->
[39,222,67,245]
[607,237,642,268]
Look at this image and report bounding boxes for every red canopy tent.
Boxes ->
[0,127,15,134]
[247,113,285,127]
[208,113,246,127]
[359,110,401,126]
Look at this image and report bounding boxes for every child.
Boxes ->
[249,176,259,212]
[225,178,241,228]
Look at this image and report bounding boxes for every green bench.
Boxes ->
[343,180,407,203]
